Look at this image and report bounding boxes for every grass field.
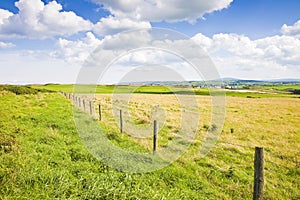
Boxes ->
[0,86,299,199]
[32,84,300,98]
[256,84,300,91]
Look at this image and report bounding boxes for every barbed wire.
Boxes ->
[63,92,300,171]
[218,141,299,170]
[219,141,254,149]
[264,159,296,170]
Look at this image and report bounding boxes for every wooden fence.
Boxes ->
[62,92,268,199]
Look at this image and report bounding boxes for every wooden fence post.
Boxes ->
[253,147,264,200]
[153,120,158,154]
[83,99,85,111]
[89,101,93,115]
[120,109,123,133]
[98,105,102,121]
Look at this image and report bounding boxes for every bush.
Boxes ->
[0,85,51,95]
[285,88,300,94]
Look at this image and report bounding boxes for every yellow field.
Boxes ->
[94,94,300,165]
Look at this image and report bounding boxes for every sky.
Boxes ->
[0,0,300,84]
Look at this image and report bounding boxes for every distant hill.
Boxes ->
[119,78,300,86]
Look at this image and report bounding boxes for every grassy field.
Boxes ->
[252,84,300,95]
[32,84,300,98]
[0,86,299,199]
[31,84,176,94]
[255,84,300,91]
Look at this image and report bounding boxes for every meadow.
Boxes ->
[32,83,300,97]
[0,85,299,199]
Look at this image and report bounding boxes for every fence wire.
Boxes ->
[63,92,300,172]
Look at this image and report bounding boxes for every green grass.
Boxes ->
[224,91,297,98]
[0,87,299,199]
[256,84,300,91]
[0,91,233,199]
[32,84,174,94]
[253,84,300,95]
[31,84,300,98]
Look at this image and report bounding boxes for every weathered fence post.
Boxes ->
[253,147,264,200]
[83,99,85,111]
[89,101,93,115]
[120,109,123,133]
[153,120,158,154]
[98,105,102,121]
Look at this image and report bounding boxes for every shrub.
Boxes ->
[0,85,51,95]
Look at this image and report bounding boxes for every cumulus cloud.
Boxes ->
[0,0,235,40]
[281,20,300,38]
[0,9,13,24]
[0,41,15,48]
[58,29,219,84]
[94,15,151,36]
[54,29,155,66]
[92,0,233,23]
[54,32,101,64]
[56,27,300,80]
[192,33,300,79]
[49,19,300,81]
[101,29,152,50]
[0,0,92,39]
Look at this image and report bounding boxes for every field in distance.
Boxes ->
[32,83,300,98]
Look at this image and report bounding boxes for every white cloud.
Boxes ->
[2,0,234,40]
[101,29,152,50]
[64,29,219,84]
[54,29,154,66]
[0,50,80,84]
[192,33,300,79]
[0,9,13,24]
[50,20,300,81]
[0,41,15,48]
[56,28,300,80]
[0,0,93,39]
[94,15,151,36]
[92,0,233,23]
[281,20,300,38]
[54,32,102,64]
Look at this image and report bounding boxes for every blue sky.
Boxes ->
[0,0,300,84]
[153,0,300,39]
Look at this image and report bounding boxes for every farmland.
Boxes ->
[32,83,300,98]
[0,85,299,199]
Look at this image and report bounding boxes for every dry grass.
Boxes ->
[94,94,300,163]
